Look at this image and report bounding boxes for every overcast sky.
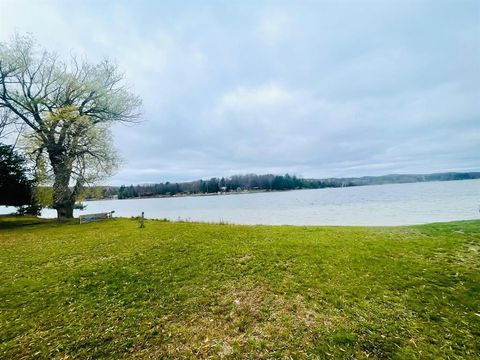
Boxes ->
[1,0,479,185]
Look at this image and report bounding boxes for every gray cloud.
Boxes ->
[1,0,479,185]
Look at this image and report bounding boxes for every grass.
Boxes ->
[0,216,479,359]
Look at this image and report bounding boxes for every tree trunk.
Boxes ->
[52,169,75,219]
[55,200,74,219]
[49,147,75,219]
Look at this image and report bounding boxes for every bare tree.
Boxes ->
[0,109,26,149]
[0,109,14,139]
[0,110,9,138]
[0,34,141,218]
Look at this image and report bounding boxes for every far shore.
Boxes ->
[84,177,479,202]
[85,188,273,202]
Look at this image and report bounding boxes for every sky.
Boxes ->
[1,0,479,185]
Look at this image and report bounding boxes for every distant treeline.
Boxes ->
[115,174,329,199]
[324,172,480,187]
[82,172,480,200]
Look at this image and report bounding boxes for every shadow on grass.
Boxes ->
[0,215,57,230]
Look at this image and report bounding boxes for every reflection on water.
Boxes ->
[1,179,479,226]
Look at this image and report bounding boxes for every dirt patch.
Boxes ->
[128,285,345,359]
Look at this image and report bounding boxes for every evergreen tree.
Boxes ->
[0,144,36,211]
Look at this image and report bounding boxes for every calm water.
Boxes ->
[1,179,479,225]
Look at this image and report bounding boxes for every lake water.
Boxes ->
[1,179,479,226]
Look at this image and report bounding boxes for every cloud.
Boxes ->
[257,8,296,46]
[0,0,479,184]
[216,83,294,114]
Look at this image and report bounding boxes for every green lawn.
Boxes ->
[0,216,479,359]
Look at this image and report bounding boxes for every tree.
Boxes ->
[0,109,11,137]
[117,185,127,199]
[0,34,141,218]
[0,143,34,208]
[207,178,219,193]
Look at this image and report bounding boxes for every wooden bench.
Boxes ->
[79,211,114,224]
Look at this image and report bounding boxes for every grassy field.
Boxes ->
[0,216,479,359]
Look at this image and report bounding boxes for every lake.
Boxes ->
[2,179,478,226]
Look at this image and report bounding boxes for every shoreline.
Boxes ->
[85,177,480,202]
